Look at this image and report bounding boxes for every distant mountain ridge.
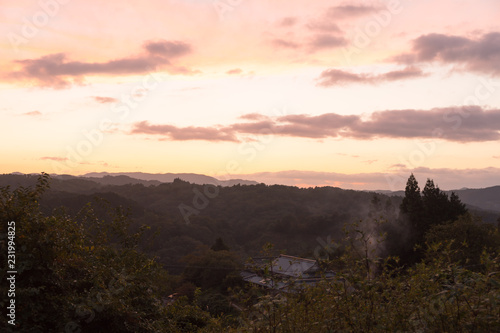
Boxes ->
[3,172,499,213]
[0,172,258,189]
[55,174,162,186]
[82,172,259,186]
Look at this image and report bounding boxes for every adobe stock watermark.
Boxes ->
[51,70,166,174]
[6,221,17,327]
[212,0,244,21]
[385,77,500,190]
[7,0,71,53]
[342,0,405,65]
[313,235,340,261]
[178,106,288,224]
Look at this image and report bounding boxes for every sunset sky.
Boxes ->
[2,0,500,190]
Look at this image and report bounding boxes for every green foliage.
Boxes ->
[163,297,222,333]
[195,290,237,318]
[425,213,500,267]
[0,173,204,332]
[182,246,242,292]
[234,228,500,332]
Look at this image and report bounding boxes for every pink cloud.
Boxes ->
[326,4,383,19]
[347,106,500,142]
[131,121,237,142]
[389,164,407,169]
[92,96,118,104]
[226,68,243,75]
[40,156,68,161]
[129,106,500,143]
[143,40,191,57]
[306,21,342,33]
[23,111,42,116]
[238,113,270,121]
[394,32,500,75]
[10,40,194,88]
[308,34,348,51]
[275,113,358,138]
[316,66,426,86]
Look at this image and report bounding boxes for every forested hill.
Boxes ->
[445,186,500,212]
[0,173,401,271]
[1,173,498,273]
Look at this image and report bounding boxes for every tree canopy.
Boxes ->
[397,174,470,263]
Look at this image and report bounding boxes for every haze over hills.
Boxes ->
[444,187,500,213]
[3,172,499,214]
[8,172,259,187]
[1,172,499,215]
[82,172,259,187]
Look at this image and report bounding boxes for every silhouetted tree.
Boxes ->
[422,179,450,231]
[400,174,424,241]
[397,175,469,264]
[448,191,468,220]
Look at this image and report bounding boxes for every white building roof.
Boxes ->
[271,255,318,277]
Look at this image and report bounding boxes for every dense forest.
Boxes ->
[1,173,499,332]
[0,173,408,272]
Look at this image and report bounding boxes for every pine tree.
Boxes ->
[397,175,470,265]
[422,179,449,230]
[395,174,425,263]
[400,174,423,235]
[448,192,468,221]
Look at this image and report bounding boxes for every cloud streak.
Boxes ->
[10,40,193,88]
[326,4,383,19]
[22,111,42,116]
[226,68,243,75]
[130,107,500,143]
[316,66,426,86]
[131,121,237,142]
[40,156,68,161]
[93,96,118,104]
